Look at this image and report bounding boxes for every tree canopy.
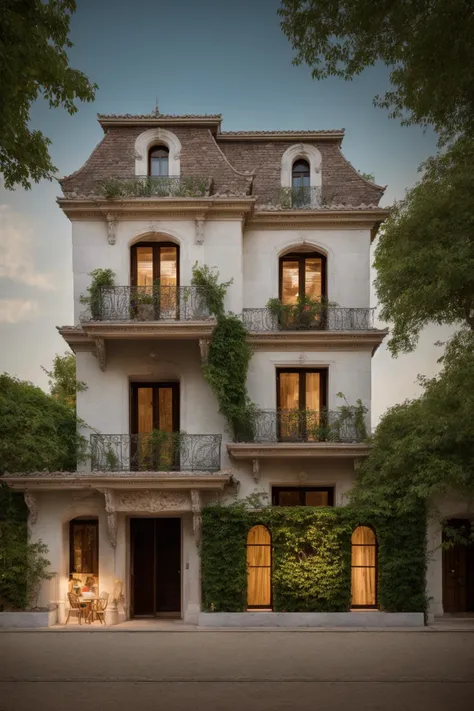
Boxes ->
[0,0,97,190]
[352,329,474,514]
[0,373,87,473]
[374,135,474,354]
[42,351,86,408]
[279,0,474,142]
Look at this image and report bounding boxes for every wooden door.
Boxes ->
[155,518,181,613]
[131,518,155,616]
[247,525,272,609]
[442,519,474,613]
[130,383,179,471]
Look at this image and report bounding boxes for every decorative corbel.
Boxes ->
[99,489,117,548]
[105,213,118,245]
[190,489,202,541]
[252,459,260,483]
[95,338,106,371]
[195,213,206,245]
[199,338,210,365]
[24,490,37,525]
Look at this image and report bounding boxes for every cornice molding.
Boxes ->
[227,442,370,460]
[248,329,388,354]
[2,471,231,491]
[248,208,390,232]
[218,132,344,143]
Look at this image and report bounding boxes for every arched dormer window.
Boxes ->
[149,146,169,177]
[291,159,311,207]
[247,525,272,609]
[351,526,377,608]
[281,145,322,208]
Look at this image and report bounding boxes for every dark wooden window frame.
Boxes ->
[148,145,170,176]
[272,486,334,507]
[130,382,180,434]
[69,518,99,576]
[279,251,327,301]
[246,525,273,610]
[130,242,180,288]
[276,368,328,411]
[351,525,378,609]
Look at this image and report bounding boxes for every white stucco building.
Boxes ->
[6,111,467,624]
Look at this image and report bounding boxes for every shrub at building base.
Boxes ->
[201,502,427,614]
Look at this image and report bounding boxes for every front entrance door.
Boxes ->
[443,519,474,613]
[130,518,181,617]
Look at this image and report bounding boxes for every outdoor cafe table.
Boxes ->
[79,596,99,623]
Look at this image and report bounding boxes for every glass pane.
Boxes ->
[352,526,376,545]
[150,156,169,177]
[278,490,301,506]
[281,261,299,304]
[71,522,98,576]
[305,258,322,300]
[352,545,376,567]
[136,247,154,287]
[351,567,376,606]
[137,388,154,433]
[305,372,320,411]
[279,372,299,410]
[305,490,328,507]
[158,387,174,433]
[159,247,177,287]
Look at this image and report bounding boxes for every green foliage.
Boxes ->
[0,373,88,473]
[360,172,375,183]
[374,136,474,354]
[41,352,86,409]
[353,329,474,514]
[96,176,210,199]
[192,264,256,437]
[0,485,55,611]
[0,0,97,189]
[201,500,427,613]
[267,295,337,330]
[80,268,115,320]
[278,0,474,142]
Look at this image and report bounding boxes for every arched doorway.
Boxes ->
[247,525,272,609]
[130,240,179,319]
[351,525,377,608]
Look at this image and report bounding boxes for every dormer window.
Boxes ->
[149,146,169,177]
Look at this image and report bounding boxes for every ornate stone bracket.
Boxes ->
[24,490,37,524]
[105,213,118,245]
[190,490,202,541]
[195,213,206,245]
[252,458,260,483]
[95,338,106,371]
[199,338,210,365]
[98,489,117,548]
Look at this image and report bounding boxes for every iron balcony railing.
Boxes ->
[81,285,212,322]
[279,186,322,209]
[90,433,222,472]
[96,175,212,199]
[233,409,367,444]
[242,307,375,332]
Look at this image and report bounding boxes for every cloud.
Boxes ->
[0,299,39,323]
[0,205,55,291]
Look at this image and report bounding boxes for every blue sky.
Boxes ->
[0,0,450,422]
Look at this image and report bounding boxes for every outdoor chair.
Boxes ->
[66,592,87,625]
[91,591,109,625]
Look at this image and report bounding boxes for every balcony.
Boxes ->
[279,186,322,209]
[96,176,212,199]
[81,285,212,323]
[243,307,375,332]
[91,433,222,472]
[227,409,370,472]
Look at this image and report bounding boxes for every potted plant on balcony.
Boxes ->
[267,295,336,331]
[80,269,116,321]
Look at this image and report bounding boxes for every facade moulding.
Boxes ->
[227,442,370,460]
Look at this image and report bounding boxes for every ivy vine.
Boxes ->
[192,264,256,438]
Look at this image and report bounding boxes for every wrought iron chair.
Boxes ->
[66,592,87,625]
[91,591,109,625]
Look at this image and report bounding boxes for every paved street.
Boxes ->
[1,630,473,711]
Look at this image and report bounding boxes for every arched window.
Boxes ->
[279,251,326,305]
[351,526,377,608]
[247,525,272,609]
[131,241,179,288]
[292,159,311,207]
[149,146,169,177]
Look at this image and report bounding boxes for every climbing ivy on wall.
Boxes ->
[192,264,256,438]
[201,501,427,614]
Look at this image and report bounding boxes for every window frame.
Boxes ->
[278,251,327,302]
[351,525,378,609]
[148,145,170,177]
[272,486,334,507]
[130,241,180,288]
[276,367,328,412]
[69,518,99,576]
[130,382,180,435]
[246,525,272,610]
[292,159,311,187]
